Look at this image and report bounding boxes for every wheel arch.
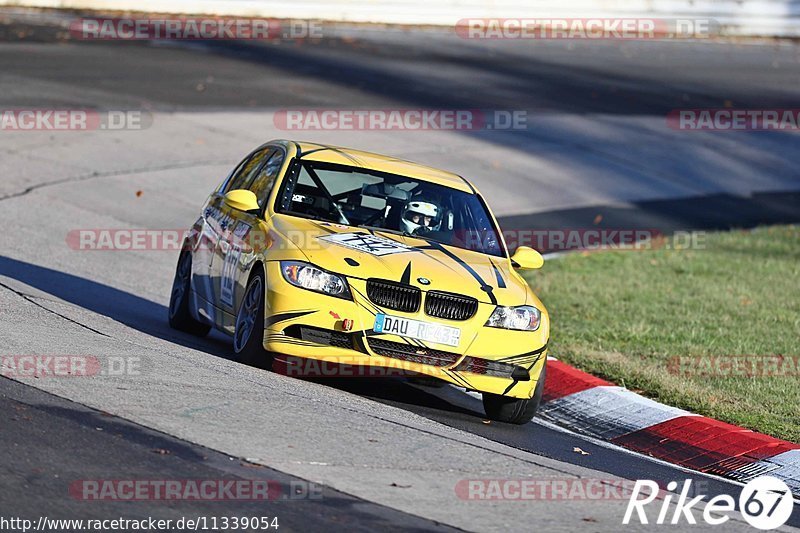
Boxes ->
[234,257,268,317]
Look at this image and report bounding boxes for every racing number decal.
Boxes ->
[318,232,413,256]
[220,243,241,308]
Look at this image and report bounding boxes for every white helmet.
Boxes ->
[401,198,442,234]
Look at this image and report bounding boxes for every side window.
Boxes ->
[249,149,285,208]
[223,147,272,193]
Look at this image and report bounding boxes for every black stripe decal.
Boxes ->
[450,370,476,390]
[528,356,544,371]
[409,246,461,273]
[443,369,470,389]
[496,343,548,363]
[502,379,520,395]
[502,352,547,395]
[265,310,316,328]
[423,241,497,305]
[400,261,412,285]
[490,259,506,289]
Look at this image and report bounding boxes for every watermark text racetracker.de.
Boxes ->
[455,478,671,501]
[274,109,527,131]
[0,109,151,131]
[69,17,323,40]
[455,18,720,39]
[668,109,800,131]
[1,355,141,378]
[668,355,800,378]
[69,479,321,501]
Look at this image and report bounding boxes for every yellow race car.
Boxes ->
[169,140,549,424]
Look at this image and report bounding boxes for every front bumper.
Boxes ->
[262,262,548,399]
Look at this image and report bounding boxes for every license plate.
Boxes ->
[374,314,461,347]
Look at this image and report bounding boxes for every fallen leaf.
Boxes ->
[573,447,590,456]
[135,190,143,198]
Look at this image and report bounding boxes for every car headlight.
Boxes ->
[485,305,541,331]
[280,261,351,299]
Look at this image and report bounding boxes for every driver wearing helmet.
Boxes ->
[400,197,442,235]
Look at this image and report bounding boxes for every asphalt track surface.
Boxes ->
[1,10,799,532]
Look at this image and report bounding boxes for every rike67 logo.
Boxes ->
[624,476,794,529]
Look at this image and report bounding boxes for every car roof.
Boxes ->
[274,140,475,193]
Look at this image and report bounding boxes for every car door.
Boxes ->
[196,146,272,329]
[217,147,286,334]
[191,153,253,318]
[210,146,276,331]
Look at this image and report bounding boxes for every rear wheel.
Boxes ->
[168,252,211,337]
[234,270,273,369]
[482,367,546,424]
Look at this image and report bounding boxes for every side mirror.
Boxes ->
[223,189,260,215]
[510,246,544,270]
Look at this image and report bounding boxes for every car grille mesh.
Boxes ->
[425,291,479,321]
[283,325,354,350]
[367,338,460,367]
[366,279,421,313]
[454,357,519,378]
[366,280,479,321]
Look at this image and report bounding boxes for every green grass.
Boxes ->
[522,225,800,442]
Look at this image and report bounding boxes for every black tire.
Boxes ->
[168,252,211,337]
[233,270,273,370]
[482,366,546,424]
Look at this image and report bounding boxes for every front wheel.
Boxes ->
[482,366,546,424]
[168,252,211,337]
[233,270,273,369]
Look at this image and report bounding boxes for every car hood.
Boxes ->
[269,214,531,305]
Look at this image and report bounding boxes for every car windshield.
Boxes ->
[275,160,505,257]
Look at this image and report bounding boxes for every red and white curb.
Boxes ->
[540,358,800,497]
